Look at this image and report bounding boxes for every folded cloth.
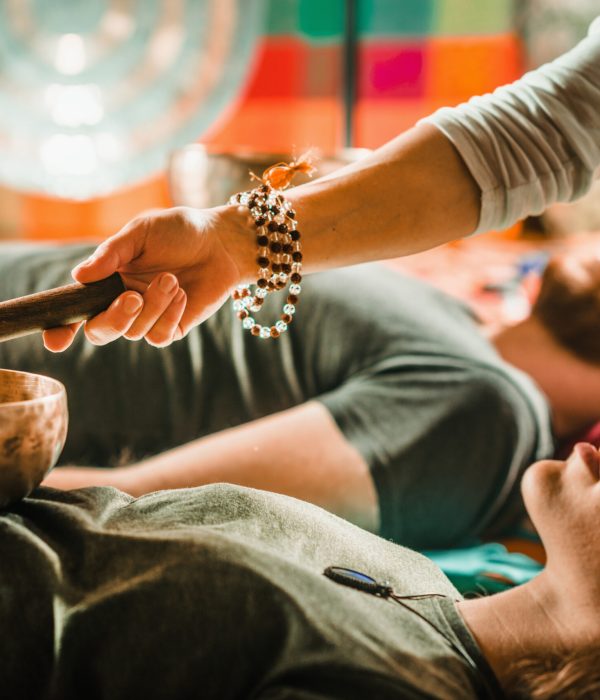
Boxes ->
[422,542,543,595]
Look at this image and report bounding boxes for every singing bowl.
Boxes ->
[0,369,68,509]
[168,146,371,209]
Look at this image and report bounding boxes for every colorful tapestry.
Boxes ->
[0,0,523,239]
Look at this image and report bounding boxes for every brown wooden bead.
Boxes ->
[255,217,266,227]
[237,310,249,320]
[282,263,292,274]
[235,193,242,202]
[248,197,258,208]
[291,273,302,283]
[290,230,300,241]
[260,204,268,213]
[254,296,264,306]
[271,263,281,273]
[282,313,293,324]
[257,278,268,288]
[269,206,280,216]
[276,279,287,289]
[251,325,261,336]
[282,243,293,254]
[277,223,288,234]
[287,294,298,305]
[260,184,270,193]
[232,289,241,300]
[270,327,280,338]
[269,242,282,253]
[257,256,269,267]
[267,221,278,232]
[257,235,269,247]
[286,210,296,219]
[241,288,251,297]
[292,251,303,262]
[268,281,276,290]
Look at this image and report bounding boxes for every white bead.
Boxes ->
[242,317,255,329]
[278,273,287,284]
[289,284,301,295]
[259,327,271,339]
[283,304,295,315]
[240,194,249,205]
[250,304,262,313]
[242,296,253,307]
[275,320,288,333]
[255,287,268,298]
[232,300,244,311]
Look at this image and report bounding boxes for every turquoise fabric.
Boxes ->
[423,543,543,595]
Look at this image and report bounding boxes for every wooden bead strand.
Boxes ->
[229,154,313,339]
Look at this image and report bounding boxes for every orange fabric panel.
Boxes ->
[426,33,523,99]
[203,97,343,154]
[21,174,171,241]
[354,98,452,148]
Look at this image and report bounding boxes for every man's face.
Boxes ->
[522,443,600,597]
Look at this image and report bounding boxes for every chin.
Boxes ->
[520,458,563,525]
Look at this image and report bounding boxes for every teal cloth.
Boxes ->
[423,542,543,595]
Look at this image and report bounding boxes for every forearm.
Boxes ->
[227,28,600,280]
[290,124,481,271]
[117,401,379,532]
[227,123,480,280]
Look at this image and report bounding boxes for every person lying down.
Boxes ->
[1,443,599,697]
[2,244,600,551]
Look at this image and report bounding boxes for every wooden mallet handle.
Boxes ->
[0,273,126,342]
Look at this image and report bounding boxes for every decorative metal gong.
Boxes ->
[0,0,263,198]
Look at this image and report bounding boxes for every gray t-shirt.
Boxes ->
[0,244,552,549]
[0,483,504,699]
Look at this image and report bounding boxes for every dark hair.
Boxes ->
[503,649,600,699]
[532,256,600,364]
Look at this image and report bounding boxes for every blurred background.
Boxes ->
[0,0,597,241]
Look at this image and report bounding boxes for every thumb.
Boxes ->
[72,226,141,283]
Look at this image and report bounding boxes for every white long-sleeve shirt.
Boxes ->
[420,17,600,234]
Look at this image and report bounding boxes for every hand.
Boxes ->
[43,205,253,352]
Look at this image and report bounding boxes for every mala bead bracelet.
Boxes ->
[229,154,314,339]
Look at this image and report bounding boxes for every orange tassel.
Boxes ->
[255,151,317,190]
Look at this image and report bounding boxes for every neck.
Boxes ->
[457,570,598,687]
[491,317,600,438]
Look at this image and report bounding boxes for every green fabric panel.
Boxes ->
[264,0,299,35]
[433,0,515,35]
[299,0,344,39]
[264,0,344,41]
[358,0,434,37]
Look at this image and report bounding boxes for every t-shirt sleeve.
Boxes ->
[419,18,600,234]
[318,360,542,550]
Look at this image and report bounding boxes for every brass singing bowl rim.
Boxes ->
[0,368,66,408]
